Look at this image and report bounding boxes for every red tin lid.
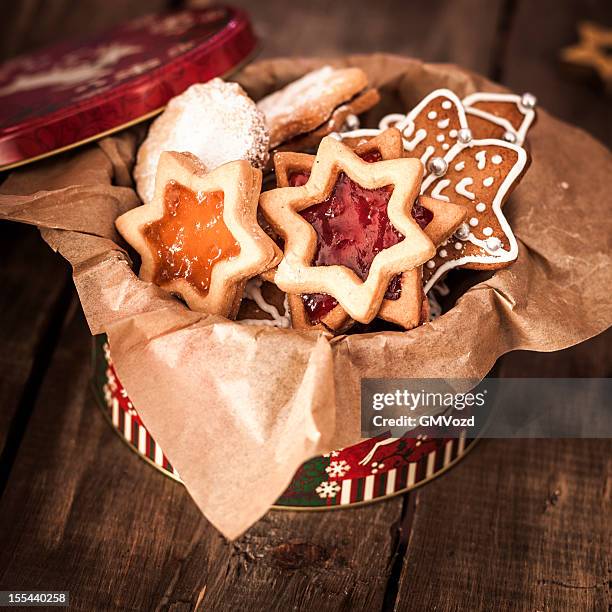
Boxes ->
[0,6,257,171]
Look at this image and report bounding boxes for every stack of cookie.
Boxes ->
[116,67,536,334]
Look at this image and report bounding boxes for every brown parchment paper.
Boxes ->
[1,55,611,539]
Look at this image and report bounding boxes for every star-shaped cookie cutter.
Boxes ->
[116,151,281,316]
[259,136,436,324]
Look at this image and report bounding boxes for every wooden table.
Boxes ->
[0,1,610,610]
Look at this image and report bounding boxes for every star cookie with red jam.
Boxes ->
[116,152,282,317]
[274,129,467,332]
[259,134,437,326]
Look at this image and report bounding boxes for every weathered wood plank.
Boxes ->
[175,501,407,611]
[393,438,611,611]
[503,0,612,148]
[0,305,405,611]
[0,223,70,460]
[0,306,215,611]
[210,0,505,75]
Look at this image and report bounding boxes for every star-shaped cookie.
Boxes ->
[561,22,612,93]
[274,129,466,332]
[421,138,530,292]
[116,152,281,316]
[259,135,436,324]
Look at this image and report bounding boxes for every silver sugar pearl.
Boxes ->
[520,92,537,110]
[427,156,448,176]
[486,237,502,251]
[457,128,472,144]
[503,130,517,143]
[454,222,470,240]
[344,113,360,131]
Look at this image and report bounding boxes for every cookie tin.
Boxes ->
[92,336,476,509]
[0,6,257,171]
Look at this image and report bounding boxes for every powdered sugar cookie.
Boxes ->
[134,79,269,204]
[258,66,376,149]
[117,152,281,316]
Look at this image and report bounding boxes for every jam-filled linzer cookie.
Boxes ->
[116,152,281,317]
[258,66,379,150]
[259,135,436,326]
[274,129,467,332]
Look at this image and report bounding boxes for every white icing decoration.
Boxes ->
[462,91,536,146]
[469,217,479,227]
[455,177,475,200]
[426,260,435,269]
[341,92,528,297]
[427,110,437,119]
[475,150,487,170]
[439,249,448,258]
[434,280,450,296]
[454,242,463,250]
[483,176,494,187]
[492,154,503,164]
[442,143,449,150]
[412,128,427,146]
[421,145,435,165]
[483,227,493,236]
[381,89,469,153]
[436,134,445,142]
[437,118,450,129]
[431,179,451,202]
[240,278,291,328]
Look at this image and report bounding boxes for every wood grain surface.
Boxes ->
[0,1,610,611]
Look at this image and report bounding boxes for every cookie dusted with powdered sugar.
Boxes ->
[134,79,269,204]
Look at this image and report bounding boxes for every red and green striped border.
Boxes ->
[92,336,476,508]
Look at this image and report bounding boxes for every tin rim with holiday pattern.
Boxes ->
[91,335,477,509]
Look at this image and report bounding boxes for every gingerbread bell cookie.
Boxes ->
[117,152,281,317]
[258,66,379,150]
[273,128,466,332]
[134,79,269,205]
[260,134,436,325]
